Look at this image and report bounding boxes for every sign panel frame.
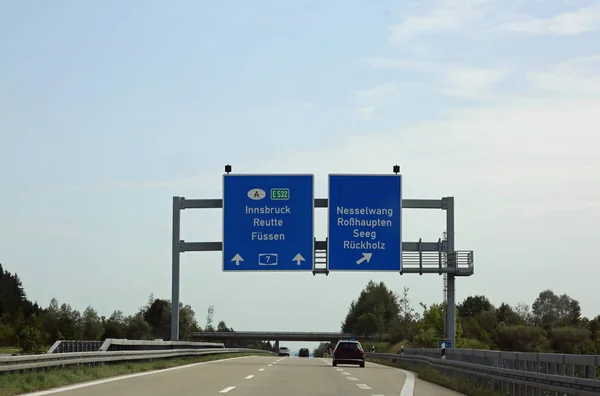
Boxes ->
[327,173,402,272]
[222,173,315,272]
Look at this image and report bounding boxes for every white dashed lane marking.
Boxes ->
[341,371,350,375]
[346,376,358,381]
[267,364,272,367]
[356,384,372,390]
[219,386,236,393]
[245,375,254,379]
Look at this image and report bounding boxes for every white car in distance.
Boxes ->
[278,347,290,357]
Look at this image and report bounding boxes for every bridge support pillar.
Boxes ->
[274,340,279,351]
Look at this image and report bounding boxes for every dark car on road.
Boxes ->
[332,340,365,368]
[299,348,310,357]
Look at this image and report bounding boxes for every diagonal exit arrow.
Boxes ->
[356,253,373,265]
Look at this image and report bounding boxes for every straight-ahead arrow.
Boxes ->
[231,253,244,266]
[356,253,373,265]
[292,253,305,265]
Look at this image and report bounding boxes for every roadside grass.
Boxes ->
[360,341,390,353]
[368,358,505,396]
[0,352,267,396]
[387,340,409,352]
[0,348,20,356]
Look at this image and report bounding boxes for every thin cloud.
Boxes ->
[6,220,88,242]
[360,57,436,71]
[243,101,316,121]
[253,96,600,198]
[62,177,212,192]
[356,106,375,120]
[527,55,600,96]
[500,4,600,35]
[439,67,510,100]
[388,0,494,42]
[354,83,398,100]
[360,57,510,101]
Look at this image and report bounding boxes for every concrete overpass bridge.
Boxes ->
[190,331,390,343]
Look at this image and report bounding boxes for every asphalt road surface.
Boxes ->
[23,356,465,396]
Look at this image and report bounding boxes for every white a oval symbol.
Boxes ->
[248,188,266,200]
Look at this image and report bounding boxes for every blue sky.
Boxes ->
[2,0,600,351]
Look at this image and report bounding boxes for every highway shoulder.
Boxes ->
[19,355,273,396]
[366,360,465,396]
[414,376,466,396]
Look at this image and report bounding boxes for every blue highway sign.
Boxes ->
[439,340,452,349]
[327,174,402,272]
[223,174,314,271]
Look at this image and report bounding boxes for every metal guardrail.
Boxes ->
[190,331,390,341]
[47,338,226,353]
[0,348,274,374]
[366,349,600,396]
[48,340,104,354]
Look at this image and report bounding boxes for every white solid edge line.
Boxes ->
[366,360,415,396]
[399,368,415,396]
[219,386,236,393]
[19,355,255,396]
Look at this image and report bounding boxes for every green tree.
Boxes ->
[125,314,152,340]
[17,325,45,354]
[341,281,400,337]
[82,306,104,340]
[513,303,534,325]
[412,303,447,347]
[102,310,127,339]
[458,296,493,318]
[313,342,329,357]
[0,264,42,346]
[389,287,420,342]
[496,303,522,326]
[5,260,600,357]
[57,303,82,340]
[532,290,581,326]
[144,298,171,340]
[179,302,200,340]
[205,305,215,332]
[497,325,549,352]
[548,327,591,354]
[217,320,231,332]
[0,262,209,350]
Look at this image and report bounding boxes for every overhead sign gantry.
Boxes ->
[171,164,474,347]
